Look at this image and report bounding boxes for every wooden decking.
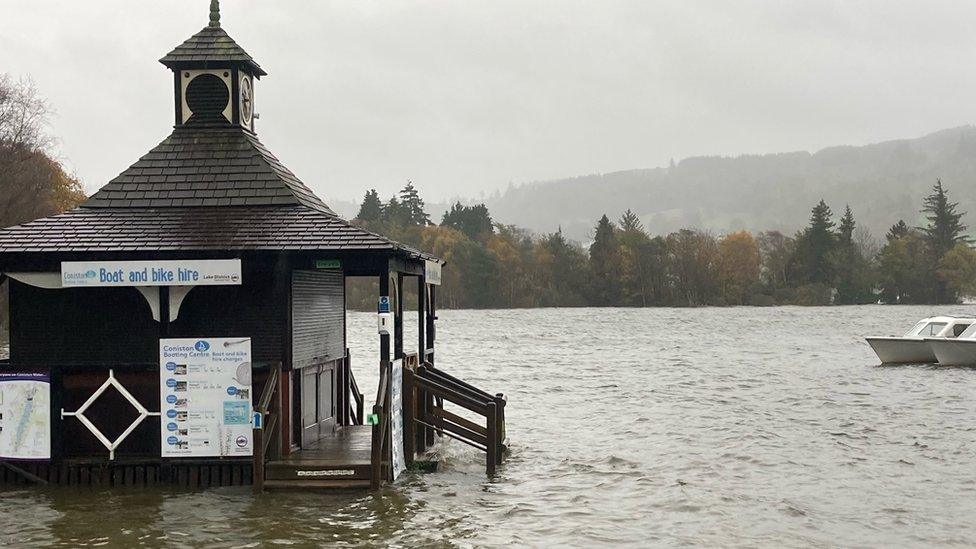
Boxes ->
[263,425,373,490]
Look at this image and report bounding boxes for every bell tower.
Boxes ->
[159,0,266,132]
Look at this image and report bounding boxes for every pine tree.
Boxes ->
[441,202,494,240]
[919,179,969,258]
[588,215,621,305]
[619,209,644,233]
[398,181,431,226]
[886,220,909,241]
[790,199,836,286]
[355,189,383,223]
[838,205,855,247]
[919,180,970,302]
[833,206,874,304]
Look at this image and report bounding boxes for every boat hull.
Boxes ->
[865,337,935,364]
[928,339,976,366]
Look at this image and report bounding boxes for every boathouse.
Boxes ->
[0,1,506,490]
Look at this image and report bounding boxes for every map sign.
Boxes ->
[159,338,253,458]
[390,360,406,480]
[0,373,51,460]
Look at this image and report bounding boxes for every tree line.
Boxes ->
[350,179,976,309]
[0,75,86,333]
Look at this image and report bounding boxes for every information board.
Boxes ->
[0,373,51,460]
[62,259,242,287]
[159,338,253,458]
[390,360,406,480]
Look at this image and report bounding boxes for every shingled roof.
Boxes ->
[0,206,434,257]
[83,127,333,213]
[0,2,440,263]
[160,23,266,77]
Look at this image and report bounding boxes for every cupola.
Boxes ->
[159,0,265,131]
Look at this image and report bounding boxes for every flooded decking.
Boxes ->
[264,426,373,490]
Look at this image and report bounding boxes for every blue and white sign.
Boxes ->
[61,260,242,287]
[159,337,253,458]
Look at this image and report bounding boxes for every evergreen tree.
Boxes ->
[833,206,875,304]
[588,215,621,305]
[355,189,383,223]
[838,205,855,246]
[399,181,431,226]
[790,199,836,286]
[920,180,969,255]
[382,195,411,228]
[441,202,494,240]
[619,209,644,233]
[886,220,909,241]
[919,180,970,302]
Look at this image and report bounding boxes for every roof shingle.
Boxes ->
[0,206,432,258]
[160,25,265,76]
[83,127,333,214]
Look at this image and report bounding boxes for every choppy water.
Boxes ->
[4,306,976,547]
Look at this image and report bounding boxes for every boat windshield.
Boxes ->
[905,321,928,336]
[913,322,948,337]
[959,323,976,339]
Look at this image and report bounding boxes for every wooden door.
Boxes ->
[300,362,337,447]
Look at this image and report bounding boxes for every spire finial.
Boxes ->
[209,0,220,27]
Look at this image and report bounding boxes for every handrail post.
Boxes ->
[403,366,416,467]
[486,401,498,477]
[370,403,383,489]
[253,421,265,492]
[495,393,507,462]
[273,362,284,460]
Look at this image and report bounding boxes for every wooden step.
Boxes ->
[265,462,371,481]
[263,478,372,491]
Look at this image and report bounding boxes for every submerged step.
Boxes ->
[262,479,372,491]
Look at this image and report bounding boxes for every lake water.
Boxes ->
[3,306,976,547]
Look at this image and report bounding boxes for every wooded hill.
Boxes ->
[482,126,976,242]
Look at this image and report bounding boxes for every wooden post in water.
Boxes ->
[494,393,507,462]
[403,366,416,467]
[486,401,498,477]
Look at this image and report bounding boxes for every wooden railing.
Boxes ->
[252,362,283,493]
[405,357,508,476]
[370,360,392,489]
[337,350,365,426]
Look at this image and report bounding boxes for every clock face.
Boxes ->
[240,77,253,125]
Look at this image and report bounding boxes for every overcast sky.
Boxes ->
[3,0,976,204]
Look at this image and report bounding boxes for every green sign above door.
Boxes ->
[315,259,341,270]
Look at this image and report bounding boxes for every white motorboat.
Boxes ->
[927,322,976,365]
[866,316,975,364]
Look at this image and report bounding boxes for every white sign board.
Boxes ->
[159,338,253,458]
[62,260,242,287]
[0,373,51,460]
[390,360,406,480]
[425,260,442,286]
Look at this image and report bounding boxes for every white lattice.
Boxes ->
[60,369,160,460]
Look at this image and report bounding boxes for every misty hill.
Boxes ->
[481,125,976,243]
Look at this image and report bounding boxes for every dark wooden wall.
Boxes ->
[10,282,159,365]
[170,264,287,364]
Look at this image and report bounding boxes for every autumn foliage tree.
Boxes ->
[0,74,86,333]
